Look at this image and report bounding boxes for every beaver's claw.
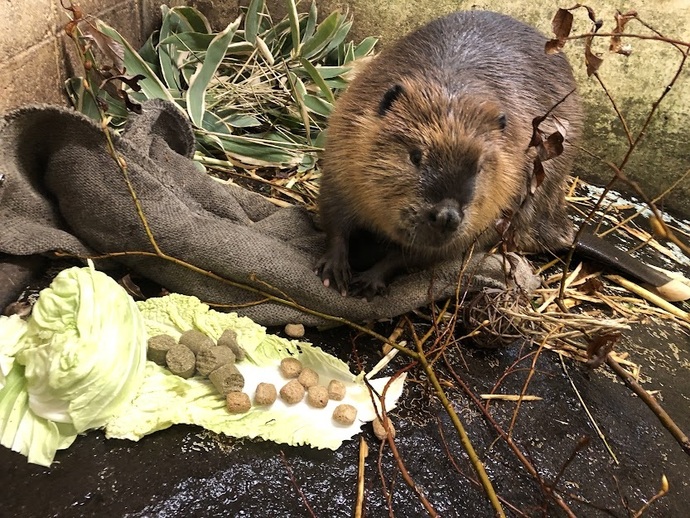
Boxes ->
[316,251,351,296]
[349,270,389,300]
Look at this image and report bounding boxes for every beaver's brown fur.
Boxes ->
[317,10,584,297]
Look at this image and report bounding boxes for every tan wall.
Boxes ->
[0,0,175,112]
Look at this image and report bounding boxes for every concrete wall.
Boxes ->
[0,0,174,112]
[1,0,688,215]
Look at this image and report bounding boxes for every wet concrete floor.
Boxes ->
[2,302,689,517]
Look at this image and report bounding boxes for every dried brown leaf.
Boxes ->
[545,39,564,54]
[530,160,546,194]
[78,19,125,71]
[610,10,638,55]
[584,5,603,30]
[585,36,604,76]
[578,277,604,295]
[495,215,512,238]
[586,331,620,368]
[552,9,574,40]
[543,131,565,160]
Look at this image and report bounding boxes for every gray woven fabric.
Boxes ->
[0,100,518,326]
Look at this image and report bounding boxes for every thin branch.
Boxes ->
[409,321,506,518]
[606,355,690,456]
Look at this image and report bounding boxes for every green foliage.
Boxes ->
[66,1,377,172]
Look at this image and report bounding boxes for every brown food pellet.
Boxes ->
[306,385,329,408]
[196,346,235,376]
[209,363,245,395]
[226,392,251,413]
[332,404,357,425]
[179,329,215,355]
[372,417,396,440]
[327,379,346,401]
[279,379,305,404]
[284,323,305,338]
[217,328,246,361]
[254,382,277,406]
[147,334,176,365]
[165,344,196,378]
[279,357,303,378]
[298,367,319,388]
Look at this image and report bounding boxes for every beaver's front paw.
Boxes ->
[316,251,351,296]
[349,270,389,300]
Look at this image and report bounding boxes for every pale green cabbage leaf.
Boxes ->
[106,294,406,449]
[0,314,27,388]
[0,263,147,466]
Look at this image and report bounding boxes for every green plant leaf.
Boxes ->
[217,134,304,167]
[245,0,264,44]
[302,94,334,117]
[324,78,349,90]
[225,114,262,128]
[299,11,340,59]
[321,19,352,60]
[342,41,355,64]
[298,58,335,104]
[169,5,212,34]
[201,110,233,135]
[287,72,312,143]
[295,65,350,79]
[186,17,242,127]
[158,6,182,91]
[301,1,318,44]
[158,32,216,51]
[138,30,161,72]
[65,77,102,121]
[353,36,378,59]
[286,0,301,56]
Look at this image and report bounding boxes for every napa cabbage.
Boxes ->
[0,263,147,465]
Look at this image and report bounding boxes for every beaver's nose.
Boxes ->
[428,200,461,233]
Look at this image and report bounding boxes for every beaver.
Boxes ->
[317,10,584,297]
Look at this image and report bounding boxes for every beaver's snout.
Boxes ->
[427,199,462,234]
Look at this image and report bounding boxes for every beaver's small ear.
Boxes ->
[378,84,405,116]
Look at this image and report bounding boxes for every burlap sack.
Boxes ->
[0,100,522,326]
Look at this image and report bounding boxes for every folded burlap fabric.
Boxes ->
[0,99,523,326]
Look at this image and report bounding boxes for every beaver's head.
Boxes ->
[350,78,524,255]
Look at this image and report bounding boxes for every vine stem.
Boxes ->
[410,325,506,518]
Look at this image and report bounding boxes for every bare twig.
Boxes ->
[279,451,317,518]
[408,320,506,518]
[354,437,369,518]
[606,355,690,456]
[559,355,619,463]
[632,475,670,518]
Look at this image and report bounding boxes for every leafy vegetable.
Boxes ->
[0,315,27,388]
[0,263,147,466]
[105,294,406,449]
[0,281,405,466]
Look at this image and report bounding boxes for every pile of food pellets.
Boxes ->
[147,329,358,425]
[278,357,357,426]
[147,328,250,410]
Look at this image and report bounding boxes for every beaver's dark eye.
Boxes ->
[498,113,507,130]
[409,149,423,166]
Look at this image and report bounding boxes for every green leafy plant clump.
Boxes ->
[66,0,378,173]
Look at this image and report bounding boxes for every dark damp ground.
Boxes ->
[1,246,690,517]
